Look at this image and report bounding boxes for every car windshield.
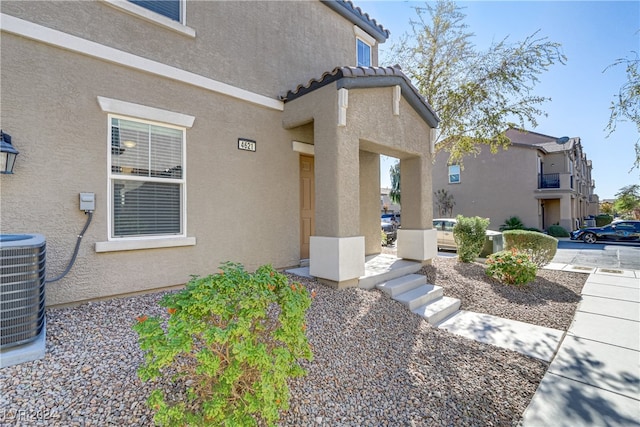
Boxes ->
[382,217,394,223]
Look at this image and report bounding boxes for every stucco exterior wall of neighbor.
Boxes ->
[0,1,377,98]
[0,33,300,306]
[432,145,540,230]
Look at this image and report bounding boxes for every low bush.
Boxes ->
[453,215,490,262]
[486,248,538,286]
[523,227,543,233]
[133,262,313,426]
[546,224,570,237]
[503,230,558,268]
[499,216,525,231]
[595,214,613,227]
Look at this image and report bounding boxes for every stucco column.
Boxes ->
[397,154,437,262]
[309,87,364,288]
[560,195,574,230]
[360,150,381,255]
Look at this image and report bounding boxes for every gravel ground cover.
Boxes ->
[0,256,586,426]
[421,256,587,330]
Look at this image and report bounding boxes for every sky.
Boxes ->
[353,0,640,200]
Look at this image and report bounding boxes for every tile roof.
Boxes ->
[506,128,578,153]
[323,0,390,42]
[282,65,439,128]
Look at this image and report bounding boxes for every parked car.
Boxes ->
[570,220,640,244]
[381,213,400,228]
[381,216,397,245]
[432,218,503,254]
[433,218,457,250]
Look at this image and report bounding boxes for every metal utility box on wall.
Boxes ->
[79,192,95,211]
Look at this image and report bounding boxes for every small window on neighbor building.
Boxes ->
[448,165,460,184]
[357,39,371,67]
[129,0,181,22]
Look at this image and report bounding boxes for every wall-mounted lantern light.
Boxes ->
[0,130,19,174]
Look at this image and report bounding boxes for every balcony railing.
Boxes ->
[539,173,560,189]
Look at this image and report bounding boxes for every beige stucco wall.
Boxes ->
[1,0,435,302]
[1,0,378,97]
[1,32,302,306]
[432,145,541,230]
[347,87,434,232]
[542,199,561,227]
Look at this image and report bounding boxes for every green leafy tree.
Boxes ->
[385,0,566,164]
[600,201,614,216]
[389,162,401,204]
[605,50,640,170]
[614,184,640,219]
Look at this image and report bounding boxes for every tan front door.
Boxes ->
[300,155,315,259]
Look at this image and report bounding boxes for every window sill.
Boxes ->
[95,236,196,252]
[102,0,196,38]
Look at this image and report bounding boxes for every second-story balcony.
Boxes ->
[539,173,560,188]
[538,173,578,191]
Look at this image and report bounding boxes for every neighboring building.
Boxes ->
[432,128,599,231]
[380,188,401,214]
[1,0,439,306]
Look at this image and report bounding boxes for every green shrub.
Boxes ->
[133,263,313,426]
[546,224,570,237]
[486,249,538,286]
[453,215,490,262]
[503,230,558,268]
[499,216,524,231]
[523,227,543,233]
[595,214,613,227]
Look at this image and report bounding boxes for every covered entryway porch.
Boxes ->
[283,66,440,289]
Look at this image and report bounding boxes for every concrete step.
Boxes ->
[395,284,443,311]
[376,274,426,297]
[359,255,423,289]
[413,296,461,325]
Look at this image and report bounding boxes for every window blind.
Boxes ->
[129,0,180,22]
[111,117,184,237]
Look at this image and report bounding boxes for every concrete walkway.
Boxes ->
[521,268,640,427]
[437,310,564,362]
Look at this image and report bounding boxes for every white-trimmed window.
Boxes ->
[103,0,195,38]
[96,97,195,252]
[448,165,460,184]
[129,0,181,22]
[109,116,185,238]
[357,39,371,67]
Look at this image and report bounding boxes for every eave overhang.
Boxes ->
[283,66,440,128]
[321,0,390,43]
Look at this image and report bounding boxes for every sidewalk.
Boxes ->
[521,268,640,427]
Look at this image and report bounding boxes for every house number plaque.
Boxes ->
[238,138,256,152]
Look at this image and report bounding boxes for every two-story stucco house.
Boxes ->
[1,0,439,306]
[432,128,599,232]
